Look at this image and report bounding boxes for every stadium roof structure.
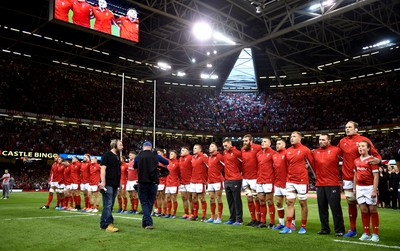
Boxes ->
[1,0,400,91]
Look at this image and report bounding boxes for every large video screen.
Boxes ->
[51,0,139,43]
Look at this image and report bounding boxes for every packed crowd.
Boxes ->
[265,78,399,132]
[2,58,398,135]
[0,58,266,133]
[213,92,267,132]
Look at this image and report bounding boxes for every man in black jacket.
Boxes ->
[134,141,169,229]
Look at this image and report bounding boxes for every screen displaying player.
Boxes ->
[51,0,140,43]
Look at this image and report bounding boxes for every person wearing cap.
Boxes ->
[134,141,169,229]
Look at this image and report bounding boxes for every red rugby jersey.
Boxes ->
[256,147,276,184]
[285,143,314,184]
[49,162,58,182]
[70,161,81,184]
[338,134,381,181]
[55,0,72,22]
[179,155,193,185]
[166,158,180,187]
[72,0,92,28]
[93,7,114,34]
[54,163,65,183]
[80,162,91,183]
[313,145,342,186]
[89,162,101,186]
[242,143,262,179]
[354,156,379,186]
[191,152,208,184]
[117,16,139,42]
[63,164,72,185]
[120,162,128,185]
[208,152,224,184]
[159,156,168,185]
[127,160,138,181]
[273,148,287,188]
[223,146,242,181]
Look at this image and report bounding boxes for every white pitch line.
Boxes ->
[3,215,95,221]
[334,240,400,249]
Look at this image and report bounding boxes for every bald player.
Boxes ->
[255,137,277,228]
[205,142,225,224]
[272,139,295,230]
[280,131,314,235]
[179,146,193,219]
[190,144,208,221]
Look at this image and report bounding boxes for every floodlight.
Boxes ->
[309,0,334,11]
[193,22,212,41]
[157,62,171,70]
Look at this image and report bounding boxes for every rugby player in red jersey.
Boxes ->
[280,131,314,234]
[55,0,72,22]
[255,137,277,228]
[126,151,139,214]
[63,159,74,210]
[354,141,380,242]
[272,139,289,230]
[222,138,243,225]
[55,157,65,209]
[190,144,208,221]
[179,146,193,219]
[116,156,128,213]
[70,156,82,210]
[155,149,168,216]
[205,142,224,224]
[41,154,59,209]
[241,134,262,226]
[313,134,345,236]
[338,121,381,238]
[92,0,115,34]
[80,154,91,211]
[116,8,139,42]
[72,0,92,28]
[163,150,180,218]
[87,157,101,212]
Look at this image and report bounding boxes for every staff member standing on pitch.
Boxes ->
[99,139,123,233]
[313,134,345,236]
[134,141,169,229]
[222,138,243,225]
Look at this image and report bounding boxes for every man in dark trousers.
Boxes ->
[312,134,345,236]
[99,139,123,233]
[134,141,169,229]
[222,138,243,225]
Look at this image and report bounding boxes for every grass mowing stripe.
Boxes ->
[59,210,143,220]
[334,240,400,249]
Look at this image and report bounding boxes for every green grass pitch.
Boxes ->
[0,192,399,250]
